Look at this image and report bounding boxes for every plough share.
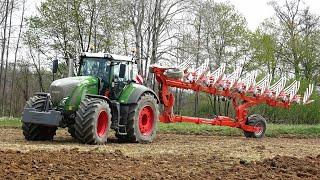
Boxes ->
[151,60,314,138]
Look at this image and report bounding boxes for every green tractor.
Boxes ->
[22,52,159,144]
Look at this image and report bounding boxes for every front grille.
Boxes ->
[50,86,64,105]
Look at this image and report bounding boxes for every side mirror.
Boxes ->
[119,64,126,78]
[52,59,58,74]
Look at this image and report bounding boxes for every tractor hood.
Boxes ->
[50,76,97,105]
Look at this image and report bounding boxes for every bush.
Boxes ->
[252,80,320,124]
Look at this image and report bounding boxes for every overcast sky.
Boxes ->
[23,0,320,30]
[216,0,320,30]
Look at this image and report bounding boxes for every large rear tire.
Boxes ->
[116,93,159,143]
[74,97,111,144]
[243,114,267,138]
[22,96,57,141]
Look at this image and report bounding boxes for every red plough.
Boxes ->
[151,61,314,138]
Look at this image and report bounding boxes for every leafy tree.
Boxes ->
[269,0,320,80]
[201,1,249,68]
[249,22,278,77]
[24,0,130,73]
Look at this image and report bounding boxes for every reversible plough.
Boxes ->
[151,60,314,138]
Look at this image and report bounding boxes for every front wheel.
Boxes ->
[116,93,159,143]
[22,96,57,141]
[243,114,267,138]
[74,97,111,144]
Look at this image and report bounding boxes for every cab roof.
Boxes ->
[81,52,134,62]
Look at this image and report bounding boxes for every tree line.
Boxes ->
[0,0,319,123]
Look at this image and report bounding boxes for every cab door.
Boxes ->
[110,62,131,99]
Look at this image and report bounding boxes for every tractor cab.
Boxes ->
[78,52,137,99]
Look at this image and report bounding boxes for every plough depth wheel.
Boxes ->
[243,114,267,138]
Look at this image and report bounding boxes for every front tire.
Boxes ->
[22,96,57,141]
[116,93,159,143]
[74,97,111,144]
[243,114,267,138]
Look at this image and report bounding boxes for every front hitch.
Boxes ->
[22,93,62,127]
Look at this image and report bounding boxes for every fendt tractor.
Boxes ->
[22,52,314,145]
[22,52,159,144]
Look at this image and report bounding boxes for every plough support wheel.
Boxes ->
[243,114,267,138]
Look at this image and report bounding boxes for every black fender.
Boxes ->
[86,94,120,130]
[85,94,111,103]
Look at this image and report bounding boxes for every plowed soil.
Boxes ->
[0,127,320,179]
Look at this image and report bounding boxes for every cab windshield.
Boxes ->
[79,57,111,82]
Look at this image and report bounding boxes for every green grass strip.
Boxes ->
[0,118,319,138]
[0,117,21,127]
[159,122,320,138]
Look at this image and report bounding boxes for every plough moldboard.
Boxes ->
[151,59,314,138]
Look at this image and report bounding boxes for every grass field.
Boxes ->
[0,117,22,127]
[159,122,320,138]
[1,117,319,138]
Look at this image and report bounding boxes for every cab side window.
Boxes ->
[113,62,130,81]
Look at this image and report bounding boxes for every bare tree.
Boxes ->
[146,0,188,85]
[9,0,25,117]
[127,0,146,75]
[0,0,9,93]
[1,0,14,116]
[194,5,202,116]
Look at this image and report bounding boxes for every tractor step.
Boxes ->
[117,126,127,135]
[110,101,127,135]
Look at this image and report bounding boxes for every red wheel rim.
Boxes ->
[138,106,154,136]
[97,110,108,137]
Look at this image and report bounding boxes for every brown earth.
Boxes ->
[0,127,320,179]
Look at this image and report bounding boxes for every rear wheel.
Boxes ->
[22,96,57,141]
[243,114,267,138]
[74,97,111,144]
[116,93,158,143]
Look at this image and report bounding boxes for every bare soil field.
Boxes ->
[0,127,320,179]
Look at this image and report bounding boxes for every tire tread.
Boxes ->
[74,97,111,144]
